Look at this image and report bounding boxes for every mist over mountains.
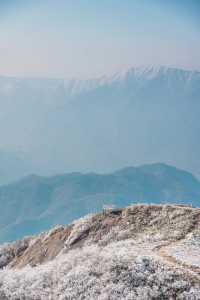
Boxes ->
[0,150,31,185]
[1,66,200,298]
[0,66,200,185]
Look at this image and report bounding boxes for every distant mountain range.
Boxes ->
[0,163,200,243]
[0,66,200,181]
[1,66,199,98]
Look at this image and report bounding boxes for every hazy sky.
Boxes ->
[0,0,200,78]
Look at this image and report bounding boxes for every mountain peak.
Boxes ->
[110,65,200,82]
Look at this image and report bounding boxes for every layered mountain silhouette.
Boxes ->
[0,163,200,243]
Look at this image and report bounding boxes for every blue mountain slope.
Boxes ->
[0,163,200,243]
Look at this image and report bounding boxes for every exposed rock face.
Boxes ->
[0,204,200,299]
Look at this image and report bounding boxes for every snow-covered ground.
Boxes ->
[0,239,199,300]
[164,233,200,269]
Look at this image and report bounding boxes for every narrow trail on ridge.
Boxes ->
[152,238,200,283]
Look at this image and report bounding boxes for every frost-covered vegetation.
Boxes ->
[0,204,200,299]
[0,240,199,300]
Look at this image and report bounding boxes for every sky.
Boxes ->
[0,0,200,78]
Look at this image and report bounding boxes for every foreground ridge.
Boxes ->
[0,204,200,299]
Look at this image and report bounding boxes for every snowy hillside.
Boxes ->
[0,204,200,299]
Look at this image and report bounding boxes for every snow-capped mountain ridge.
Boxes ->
[110,65,200,83]
[0,66,200,98]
